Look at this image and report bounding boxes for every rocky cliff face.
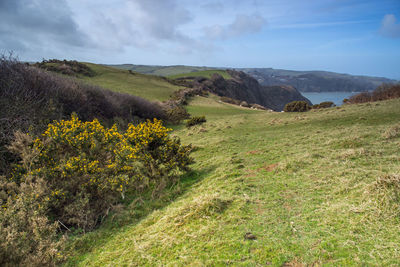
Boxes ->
[184,70,311,111]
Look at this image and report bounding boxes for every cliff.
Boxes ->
[179,70,311,111]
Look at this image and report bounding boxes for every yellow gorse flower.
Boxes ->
[28,115,192,206]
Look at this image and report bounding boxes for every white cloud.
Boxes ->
[203,13,266,40]
[379,14,400,38]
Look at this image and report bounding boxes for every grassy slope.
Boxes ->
[80,63,183,101]
[66,96,400,266]
[168,69,232,80]
[108,64,219,77]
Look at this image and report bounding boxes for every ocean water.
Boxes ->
[301,91,361,106]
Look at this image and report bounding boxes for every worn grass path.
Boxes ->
[66,97,400,266]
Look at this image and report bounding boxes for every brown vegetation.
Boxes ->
[347,83,400,104]
[283,101,311,112]
[312,101,335,109]
[34,59,95,77]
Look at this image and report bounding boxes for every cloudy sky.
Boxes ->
[1,0,399,79]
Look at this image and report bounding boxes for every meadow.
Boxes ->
[65,92,400,266]
[80,63,183,101]
[168,69,232,80]
[2,60,399,266]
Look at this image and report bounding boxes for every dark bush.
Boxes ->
[312,101,335,109]
[165,104,190,124]
[283,101,311,112]
[348,83,400,104]
[186,116,207,127]
[34,59,95,77]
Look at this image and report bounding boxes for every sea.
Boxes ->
[301,91,361,106]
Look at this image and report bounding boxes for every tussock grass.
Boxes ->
[382,124,400,139]
[66,97,400,266]
[369,174,400,217]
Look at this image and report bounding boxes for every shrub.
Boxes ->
[34,59,95,77]
[348,83,400,104]
[7,115,193,231]
[0,176,65,266]
[186,116,207,127]
[283,101,311,112]
[0,115,193,265]
[312,101,335,109]
[165,105,190,124]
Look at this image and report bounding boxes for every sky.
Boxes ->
[1,0,399,79]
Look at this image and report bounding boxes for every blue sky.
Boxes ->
[1,0,399,79]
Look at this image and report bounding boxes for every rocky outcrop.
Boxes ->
[185,70,311,111]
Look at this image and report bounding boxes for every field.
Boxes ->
[168,69,232,80]
[80,63,183,101]
[108,64,219,77]
[65,92,400,266]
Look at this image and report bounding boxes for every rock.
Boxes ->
[240,101,250,107]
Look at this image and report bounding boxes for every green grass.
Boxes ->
[65,97,400,266]
[80,63,183,101]
[108,64,220,77]
[168,69,232,80]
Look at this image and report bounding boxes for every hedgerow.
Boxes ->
[0,115,193,265]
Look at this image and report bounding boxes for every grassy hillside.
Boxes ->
[80,63,183,101]
[66,95,400,266]
[108,64,219,77]
[168,69,231,80]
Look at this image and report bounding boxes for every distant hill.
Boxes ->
[109,64,397,93]
[241,68,397,92]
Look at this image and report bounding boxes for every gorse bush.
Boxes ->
[1,116,193,265]
[7,115,193,230]
[312,101,335,109]
[164,103,190,124]
[0,176,65,266]
[186,116,207,127]
[283,101,311,112]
